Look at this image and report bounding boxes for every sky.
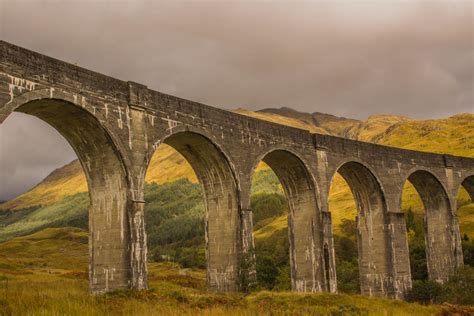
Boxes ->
[0,0,473,200]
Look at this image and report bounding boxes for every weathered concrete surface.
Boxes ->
[1,41,473,299]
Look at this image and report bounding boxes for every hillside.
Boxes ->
[0,227,447,315]
[257,107,361,136]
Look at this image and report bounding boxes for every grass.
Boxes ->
[0,228,443,315]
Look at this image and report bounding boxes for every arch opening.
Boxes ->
[457,176,474,268]
[251,150,320,292]
[250,161,290,291]
[3,98,130,293]
[328,173,359,294]
[144,132,240,292]
[329,162,391,297]
[403,170,456,283]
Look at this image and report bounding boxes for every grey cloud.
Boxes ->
[0,113,76,200]
[0,0,472,199]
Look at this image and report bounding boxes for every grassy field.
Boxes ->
[0,228,445,316]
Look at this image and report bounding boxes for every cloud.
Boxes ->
[0,0,472,199]
[0,113,76,200]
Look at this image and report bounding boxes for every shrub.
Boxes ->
[462,237,474,267]
[176,247,206,269]
[336,260,359,294]
[440,266,474,305]
[273,266,291,291]
[406,280,443,304]
[256,255,279,290]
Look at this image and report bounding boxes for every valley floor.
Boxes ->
[0,265,442,316]
[0,228,467,316]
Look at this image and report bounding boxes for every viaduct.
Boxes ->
[1,41,473,299]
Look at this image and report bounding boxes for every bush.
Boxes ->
[176,247,206,269]
[336,260,359,294]
[406,280,443,304]
[440,266,474,305]
[462,236,474,267]
[409,238,428,281]
[256,255,279,290]
[407,266,474,305]
[333,236,357,263]
[273,266,291,291]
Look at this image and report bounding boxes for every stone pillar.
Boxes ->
[387,212,412,299]
[321,211,337,293]
[89,191,148,293]
[125,84,152,290]
[315,145,337,293]
[239,208,257,291]
[89,186,130,294]
[129,200,148,290]
[451,213,464,270]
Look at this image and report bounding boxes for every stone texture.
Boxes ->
[1,41,473,299]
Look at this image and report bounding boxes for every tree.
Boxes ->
[256,255,279,290]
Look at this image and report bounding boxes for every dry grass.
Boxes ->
[0,265,441,316]
[0,227,443,315]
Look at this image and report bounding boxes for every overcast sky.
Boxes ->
[0,0,473,200]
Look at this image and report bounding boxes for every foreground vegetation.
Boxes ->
[0,228,453,315]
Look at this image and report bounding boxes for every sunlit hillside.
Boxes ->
[234,108,329,134]
[378,113,474,158]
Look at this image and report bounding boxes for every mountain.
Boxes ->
[257,107,361,136]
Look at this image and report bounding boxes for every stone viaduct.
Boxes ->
[1,41,473,299]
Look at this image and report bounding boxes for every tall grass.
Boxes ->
[0,263,440,316]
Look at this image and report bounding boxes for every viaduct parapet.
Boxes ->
[1,41,473,299]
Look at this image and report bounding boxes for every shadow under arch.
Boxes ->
[6,97,134,293]
[329,161,391,297]
[252,148,321,292]
[404,170,459,283]
[146,131,241,292]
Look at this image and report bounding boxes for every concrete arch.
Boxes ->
[2,89,129,162]
[251,148,322,292]
[329,161,392,297]
[329,158,387,193]
[403,169,459,283]
[399,166,450,205]
[251,146,321,201]
[146,125,240,188]
[145,130,241,292]
[3,96,141,293]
